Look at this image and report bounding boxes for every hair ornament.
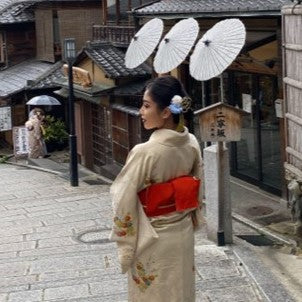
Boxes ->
[168,95,192,114]
[169,95,183,114]
[181,96,192,113]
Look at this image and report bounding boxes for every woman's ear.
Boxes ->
[161,107,172,119]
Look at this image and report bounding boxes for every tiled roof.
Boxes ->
[0,60,56,97]
[112,79,147,96]
[29,61,64,89]
[134,0,291,17]
[0,0,36,24]
[83,43,151,79]
[111,103,140,116]
[0,0,20,12]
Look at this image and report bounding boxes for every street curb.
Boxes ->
[5,160,113,185]
[5,161,63,176]
[232,212,298,247]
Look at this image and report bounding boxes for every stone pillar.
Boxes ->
[204,144,233,244]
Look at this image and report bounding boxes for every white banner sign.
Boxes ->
[13,126,29,157]
[242,94,252,113]
[0,106,12,132]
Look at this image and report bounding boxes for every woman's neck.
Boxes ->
[159,118,179,131]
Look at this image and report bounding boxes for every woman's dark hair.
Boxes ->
[145,75,193,131]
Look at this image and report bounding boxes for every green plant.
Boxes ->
[0,155,9,163]
[43,115,68,144]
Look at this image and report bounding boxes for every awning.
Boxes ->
[111,104,140,116]
[54,88,103,105]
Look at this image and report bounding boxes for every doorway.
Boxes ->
[229,72,281,195]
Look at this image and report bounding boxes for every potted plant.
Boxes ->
[43,115,69,152]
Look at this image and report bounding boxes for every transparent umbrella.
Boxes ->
[26,95,61,117]
[189,19,246,81]
[125,18,164,69]
[154,18,199,74]
[26,95,61,106]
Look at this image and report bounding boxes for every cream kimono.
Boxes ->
[25,116,45,158]
[109,127,203,302]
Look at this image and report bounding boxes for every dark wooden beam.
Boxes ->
[102,0,107,25]
[128,0,131,24]
[243,34,277,53]
[116,0,120,25]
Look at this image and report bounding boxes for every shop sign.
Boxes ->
[13,126,29,158]
[0,106,12,132]
[195,102,247,142]
[63,65,92,87]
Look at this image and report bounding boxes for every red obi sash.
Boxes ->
[138,176,200,217]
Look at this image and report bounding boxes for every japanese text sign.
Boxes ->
[0,106,12,132]
[195,103,246,142]
[13,126,29,158]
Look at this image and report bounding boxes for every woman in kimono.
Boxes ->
[25,108,46,158]
[110,75,203,302]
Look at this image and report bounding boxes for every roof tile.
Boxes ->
[0,0,36,24]
[134,0,291,16]
[0,60,55,97]
[84,43,151,79]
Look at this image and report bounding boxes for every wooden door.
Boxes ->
[91,103,111,171]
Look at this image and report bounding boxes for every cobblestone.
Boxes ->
[0,294,7,302]
[37,236,79,248]
[44,284,89,300]
[0,241,36,253]
[8,289,42,302]
[0,164,266,301]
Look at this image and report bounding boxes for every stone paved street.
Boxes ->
[0,164,266,301]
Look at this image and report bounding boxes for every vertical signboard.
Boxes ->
[13,126,29,158]
[0,106,12,132]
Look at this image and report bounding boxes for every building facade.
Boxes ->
[132,0,290,196]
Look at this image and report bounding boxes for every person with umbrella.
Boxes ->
[25,108,47,158]
[109,75,203,302]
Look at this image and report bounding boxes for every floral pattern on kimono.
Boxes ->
[113,213,135,237]
[131,259,158,292]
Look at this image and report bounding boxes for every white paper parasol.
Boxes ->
[125,18,163,69]
[189,19,246,81]
[154,18,199,74]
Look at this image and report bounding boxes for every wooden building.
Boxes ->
[93,0,150,47]
[0,0,103,149]
[53,42,151,177]
[34,0,102,62]
[0,0,51,148]
[0,1,36,70]
[132,0,288,196]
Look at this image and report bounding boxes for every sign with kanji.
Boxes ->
[0,106,12,132]
[13,126,29,158]
[195,102,247,142]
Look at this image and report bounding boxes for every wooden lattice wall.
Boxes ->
[282,5,302,182]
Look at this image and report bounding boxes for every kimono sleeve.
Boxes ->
[190,134,205,229]
[109,145,156,273]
